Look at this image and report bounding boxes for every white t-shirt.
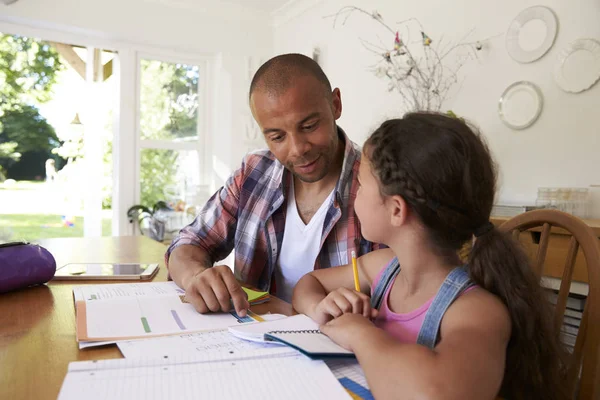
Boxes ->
[275,181,335,302]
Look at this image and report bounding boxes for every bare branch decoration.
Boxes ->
[327,6,499,112]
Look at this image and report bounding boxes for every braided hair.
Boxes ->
[364,113,569,400]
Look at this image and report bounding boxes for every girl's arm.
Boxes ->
[321,289,511,400]
[292,248,394,322]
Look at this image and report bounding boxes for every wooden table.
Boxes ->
[0,236,292,400]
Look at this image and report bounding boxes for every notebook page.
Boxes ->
[267,331,353,355]
[82,295,249,339]
[74,283,267,304]
[73,282,183,302]
[58,355,351,400]
[228,313,319,342]
[117,329,297,360]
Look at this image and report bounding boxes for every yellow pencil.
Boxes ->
[351,250,360,291]
[246,309,265,322]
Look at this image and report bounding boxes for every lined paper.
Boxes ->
[58,355,351,400]
[117,329,297,360]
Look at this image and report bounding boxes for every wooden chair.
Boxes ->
[500,209,600,400]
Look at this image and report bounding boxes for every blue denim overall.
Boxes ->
[370,258,473,349]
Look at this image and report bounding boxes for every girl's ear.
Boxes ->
[388,195,409,227]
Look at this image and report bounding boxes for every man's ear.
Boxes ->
[331,88,342,120]
[389,195,409,227]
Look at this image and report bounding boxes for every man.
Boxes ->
[166,53,378,316]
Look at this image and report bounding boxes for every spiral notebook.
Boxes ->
[228,314,354,358]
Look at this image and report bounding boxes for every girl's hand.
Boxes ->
[320,313,377,351]
[311,287,378,325]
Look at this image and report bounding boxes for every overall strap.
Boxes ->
[416,266,473,349]
[370,258,401,310]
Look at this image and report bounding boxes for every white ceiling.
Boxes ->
[152,0,291,14]
[223,0,290,13]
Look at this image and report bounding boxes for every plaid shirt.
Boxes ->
[165,127,378,293]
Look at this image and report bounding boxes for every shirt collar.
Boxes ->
[271,126,360,209]
[334,126,360,206]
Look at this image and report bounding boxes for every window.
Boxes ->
[135,56,209,236]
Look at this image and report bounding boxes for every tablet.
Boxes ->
[53,263,160,280]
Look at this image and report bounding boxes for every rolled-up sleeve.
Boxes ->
[164,160,245,269]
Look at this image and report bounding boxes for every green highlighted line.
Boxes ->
[141,317,151,333]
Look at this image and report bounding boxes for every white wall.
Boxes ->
[0,0,274,188]
[2,0,599,213]
[273,0,600,211]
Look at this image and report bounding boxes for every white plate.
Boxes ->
[554,38,600,93]
[498,81,543,130]
[506,6,558,63]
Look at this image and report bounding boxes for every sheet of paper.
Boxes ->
[82,294,252,339]
[73,282,183,302]
[58,355,351,400]
[74,282,268,304]
[117,329,298,359]
[266,330,353,356]
[78,314,287,348]
[228,314,319,342]
[73,282,280,341]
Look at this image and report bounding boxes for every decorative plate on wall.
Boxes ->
[554,38,600,93]
[506,6,558,63]
[498,81,543,130]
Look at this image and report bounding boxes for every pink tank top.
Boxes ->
[371,261,476,343]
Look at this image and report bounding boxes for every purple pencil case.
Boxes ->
[0,241,56,293]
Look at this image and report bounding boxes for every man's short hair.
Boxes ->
[249,53,332,100]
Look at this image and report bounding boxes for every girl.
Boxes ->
[293,113,568,400]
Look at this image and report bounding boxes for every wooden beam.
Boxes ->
[93,48,102,82]
[49,42,86,80]
[103,59,113,81]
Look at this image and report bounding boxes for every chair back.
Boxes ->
[500,209,600,400]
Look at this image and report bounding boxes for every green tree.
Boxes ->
[0,104,59,179]
[0,142,20,181]
[138,60,199,206]
[0,34,62,110]
[0,104,59,153]
[139,60,198,140]
[0,33,63,179]
[140,149,180,206]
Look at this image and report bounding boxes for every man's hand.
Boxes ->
[311,287,377,325]
[182,264,250,317]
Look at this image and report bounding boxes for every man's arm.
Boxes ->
[165,159,249,315]
[167,244,213,289]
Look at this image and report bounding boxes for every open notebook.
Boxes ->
[229,314,354,358]
[73,282,267,342]
[57,353,352,400]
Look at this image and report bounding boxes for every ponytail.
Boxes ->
[469,227,569,400]
[365,112,570,399]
